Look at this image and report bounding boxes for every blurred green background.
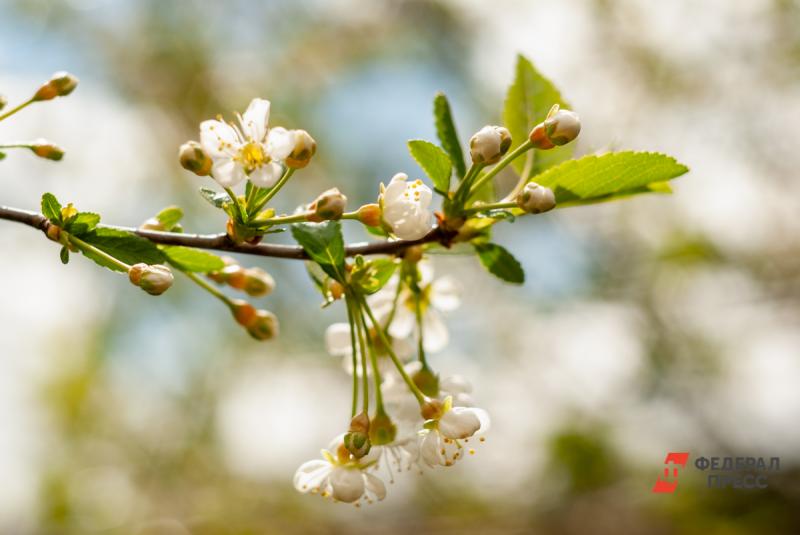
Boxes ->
[1,0,800,533]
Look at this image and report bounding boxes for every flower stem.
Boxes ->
[359,295,426,405]
[451,162,484,209]
[66,233,132,272]
[0,99,34,122]
[224,186,247,223]
[359,308,384,411]
[255,168,295,212]
[467,139,533,202]
[462,201,518,215]
[257,212,310,225]
[182,269,237,308]
[345,295,360,417]
[413,290,428,369]
[350,297,370,413]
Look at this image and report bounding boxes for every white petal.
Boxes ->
[293,460,332,493]
[417,261,435,286]
[266,126,295,161]
[364,473,387,501]
[430,276,461,312]
[419,431,442,467]
[383,177,408,201]
[249,161,282,188]
[211,159,246,188]
[241,98,270,141]
[422,311,449,353]
[392,336,414,360]
[387,307,415,340]
[327,434,346,453]
[329,467,365,503]
[438,407,482,439]
[469,407,491,433]
[325,323,353,357]
[390,172,408,183]
[200,120,240,158]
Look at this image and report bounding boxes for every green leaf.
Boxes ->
[162,246,225,272]
[66,212,100,235]
[59,246,70,264]
[156,205,184,231]
[291,221,346,282]
[80,228,165,272]
[433,92,467,179]
[408,140,452,194]
[533,151,689,206]
[503,54,573,178]
[351,258,398,294]
[41,193,62,224]
[199,187,232,209]
[474,243,525,284]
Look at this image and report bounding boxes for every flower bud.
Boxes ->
[208,256,237,284]
[285,129,316,169]
[369,411,397,446]
[129,264,174,296]
[30,139,64,161]
[222,264,247,289]
[344,411,372,458]
[544,107,581,146]
[230,299,257,326]
[529,105,581,149]
[138,217,165,232]
[243,267,275,297]
[246,309,279,340]
[356,203,382,227]
[469,125,512,165]
[33,71,79,101]
[179,141,212,176]
[516,182,556,214]
[308,188,347,222]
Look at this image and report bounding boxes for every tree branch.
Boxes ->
[0,205,444,260]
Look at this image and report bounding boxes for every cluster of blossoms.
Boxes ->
[173,97,581,504]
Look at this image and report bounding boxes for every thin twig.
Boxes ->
[0,205,444,260]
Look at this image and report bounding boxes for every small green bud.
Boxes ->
[285,129,316,169]
[516,182,556,214]
[246,309,279,340]
[179,141,212,176]
[308,188,347,222]
[469,125,512,165]
[412,365,440,397]
[30,139,64,161]
[33,71,79,101]
[129,263,174,296]
[242,267,275,297]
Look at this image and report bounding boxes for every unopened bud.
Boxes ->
[544,106,581,146]
[529,105,581,149]
[469,125,512,165]
[208,256,237,284]
[30,139,64,161]
[139,217,165,232]
[285,129,316,169]
[246,309,279,340]
[230,299,257,326]
[243,267,275,297]
[308,188,346,222]
[344,411,372,458]
[516,182,556,214]
[179,141,212,176]
[369,411,397,446]
[129,264,174,296]
[33,71,79,101]
[356,203,382,227]
[222,264,247,289]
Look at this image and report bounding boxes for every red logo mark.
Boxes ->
[652,452,690,493]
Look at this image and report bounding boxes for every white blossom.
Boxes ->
[324,322,413,375]
[380,173,434,240]
[199,98,294,188]
[293,435,386,504]
[419,397,490,468]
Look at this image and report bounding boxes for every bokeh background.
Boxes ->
[2,0,800,533]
